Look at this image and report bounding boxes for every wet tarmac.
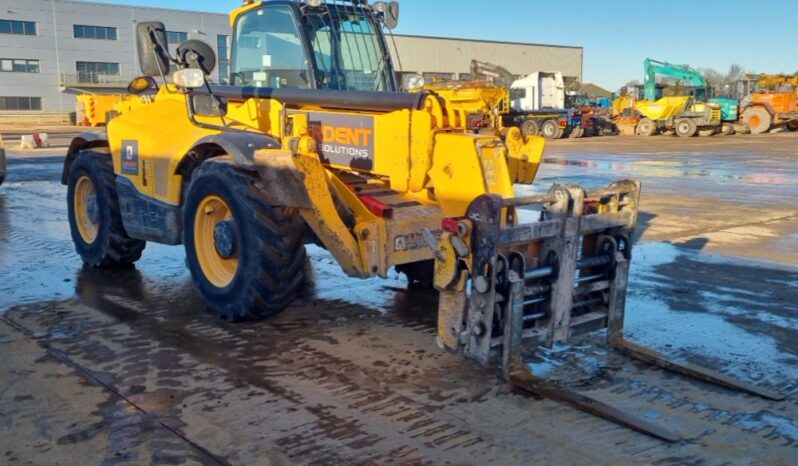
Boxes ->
[0,133,796,465]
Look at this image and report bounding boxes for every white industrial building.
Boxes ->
[0,0,583,114]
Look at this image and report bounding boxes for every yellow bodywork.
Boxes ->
[421,81,507,129]
[104,77,544,279]
[611,94,636,118]
[98,0,545,281]
[420,80,545,185]
[634,96,690,121]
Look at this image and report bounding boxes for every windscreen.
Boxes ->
[232,5,312,88]
[231,3,393,92]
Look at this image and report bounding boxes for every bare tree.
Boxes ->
[697,64,746,97]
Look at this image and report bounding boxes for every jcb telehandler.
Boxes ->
[62,0,782,441]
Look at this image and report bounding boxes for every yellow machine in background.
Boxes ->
[611,94,721,137]
[635,96,691,121]
[749,73,798,91]
[61,0,782,441]
[76,94,152,127]
[76,95,124,127]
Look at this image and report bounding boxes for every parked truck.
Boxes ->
[470,61,590,139]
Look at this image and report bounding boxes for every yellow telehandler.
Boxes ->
[62,0,782,441]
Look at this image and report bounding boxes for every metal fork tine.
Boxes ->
[612,338,785,401]
[507,369,682,443]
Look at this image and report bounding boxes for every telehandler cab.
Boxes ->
[62,0,782,441]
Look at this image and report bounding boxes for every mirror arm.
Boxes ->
[146,25,181,94]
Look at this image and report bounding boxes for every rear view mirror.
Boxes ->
[136,22,170,77]
[374,1,399,30]
[385,2,400,30]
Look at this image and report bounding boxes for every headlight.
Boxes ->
[402,74,425,91]
[305,0,323,7]
[173,69,206,89]
[373,1,389,12]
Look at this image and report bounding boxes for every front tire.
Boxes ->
[636,118,657,136]
[183,159,306,321]
[520,119,540,137]
[675,118,698,137]
[743,106,772,134]
[67,150,145,267]
[785,120,798,132]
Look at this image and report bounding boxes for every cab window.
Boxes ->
[232,5,311,88]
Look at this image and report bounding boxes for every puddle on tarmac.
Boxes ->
[1,159,796,390]
[625,242,798,385]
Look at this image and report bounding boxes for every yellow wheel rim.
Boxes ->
[194,195,239,288]
[74,175,99,244]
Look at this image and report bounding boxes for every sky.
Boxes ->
[84,0,798,91]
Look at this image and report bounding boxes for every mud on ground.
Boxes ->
[0,133,796,465]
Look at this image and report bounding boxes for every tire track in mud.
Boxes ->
[2,298,501,465]
[7,284,798,465]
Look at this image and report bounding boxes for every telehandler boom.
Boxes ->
[62,0,782,442]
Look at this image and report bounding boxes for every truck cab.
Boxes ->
[509,71,565,112]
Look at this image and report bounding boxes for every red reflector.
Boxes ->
[358,194,394,219]
[442,218,461,233]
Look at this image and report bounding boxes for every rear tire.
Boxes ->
[520,119,540,137]
[569,127,584,138]
[67,150,146,267]
[675,118,698,137]
[636,118,657,136]
[183,159,306,321]
[721,123,736,136]
[742,106,772,134]
[541,120,560,139]
[698,128,716,137]
[785,120,798,132]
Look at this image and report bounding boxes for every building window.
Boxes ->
[0,19,37,36]
[74,25,117,40]
[166,31,188,44]
[217,35,229,83]
[0,58,40,73]
[76,61,120,83]
[0,97,42,111]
